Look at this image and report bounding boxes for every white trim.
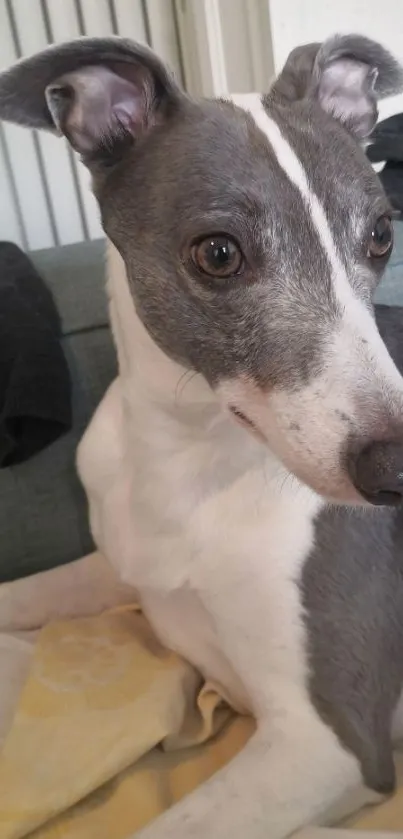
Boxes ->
[175,0,274,97]
[244,0,274,90]
[145,0,184,85]
[195,0,228,95]
[175,0,228,96]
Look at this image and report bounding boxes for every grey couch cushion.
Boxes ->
[0,240,116,583]
[376,220,403,305]
[34,238,108,334]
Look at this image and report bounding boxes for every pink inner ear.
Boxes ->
[323,59,369,94]
[318,58,378,138]
[46,64,150,154]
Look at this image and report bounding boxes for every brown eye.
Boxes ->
[368,215,393,259]
[191,236,243,278]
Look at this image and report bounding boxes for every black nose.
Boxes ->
[349,441,403,506]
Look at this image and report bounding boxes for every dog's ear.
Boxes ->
[270,34,403,138]
[0,37,184,161]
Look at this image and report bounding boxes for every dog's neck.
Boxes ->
[106,240,246,450]
[107,242,211,408]
[105,241,304,491]
[105,242,321,594]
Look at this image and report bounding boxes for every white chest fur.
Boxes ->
[78,243,324,716]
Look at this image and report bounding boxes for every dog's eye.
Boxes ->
[191,236,243,278]
[368,215,393,259]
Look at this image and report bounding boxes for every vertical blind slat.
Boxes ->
[2,122,55,251]
[0,2,25,247]
[77,0,115,36]
[10,0,87,247]
[112,0,148,42]
[45,0,81,41]
[145,0,184,83]
[0,125,25,249]
[1,1,54,250]
[46,0,103,241]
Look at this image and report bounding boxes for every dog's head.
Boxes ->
[2,35,403,504]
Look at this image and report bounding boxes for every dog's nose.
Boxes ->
[349,441,403,505]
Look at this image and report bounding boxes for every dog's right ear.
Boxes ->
[0,37,184,162]
[269,35,403,139]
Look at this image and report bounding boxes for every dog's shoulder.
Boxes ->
[77,377,125,499]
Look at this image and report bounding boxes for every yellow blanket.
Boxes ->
[1,553,403,839]
[0,604,253,839]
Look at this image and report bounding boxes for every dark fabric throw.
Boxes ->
[0,242,72,467]
[367,114,403,217]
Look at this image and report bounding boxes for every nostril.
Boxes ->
[349,441,403,506]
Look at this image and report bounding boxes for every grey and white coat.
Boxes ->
[2,32,403,837]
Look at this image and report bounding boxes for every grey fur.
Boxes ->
[305,306,403,794]
[0,36,183,132]
[269,35,403,138]
[100,96,337,387]
[304,500,403,793]
[2,34,403,796]
[315,35,403,100]
[269,34,403,110]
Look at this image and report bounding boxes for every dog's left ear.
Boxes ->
[0,37,185,161]
[270,34,403,138]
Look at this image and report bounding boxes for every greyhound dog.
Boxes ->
[2,32,403,838]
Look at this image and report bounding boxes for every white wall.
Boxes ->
[268,0,403,119]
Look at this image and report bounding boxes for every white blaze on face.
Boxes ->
[217,95,403,496]
[231,94,346,278]
[231,94,403,411]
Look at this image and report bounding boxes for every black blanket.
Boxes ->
[0,242,72,467]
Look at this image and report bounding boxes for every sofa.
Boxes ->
[0,239,113,581]
[0,225,403,583]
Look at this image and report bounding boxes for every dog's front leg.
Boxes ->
[135,712,369,839]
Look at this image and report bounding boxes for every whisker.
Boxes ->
[174,370,199,404]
